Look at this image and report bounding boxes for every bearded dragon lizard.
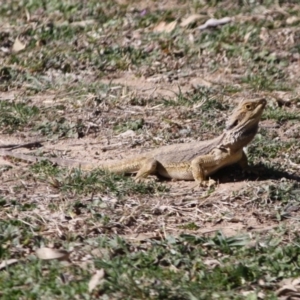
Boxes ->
[0,98,266,185]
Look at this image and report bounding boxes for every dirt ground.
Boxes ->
[1,0,300,244]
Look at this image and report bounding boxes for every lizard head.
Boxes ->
[225,98,267,131]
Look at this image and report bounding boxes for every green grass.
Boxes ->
[162,87,219,107]
[30,160,168,197]
[263,107,300,122]
[35,118,85,138]
[0,100,39,133]
[1,0,300,299]
[1,229,299,299]
[114,118,145,133]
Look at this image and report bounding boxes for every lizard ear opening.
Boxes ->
[226,119,238,130]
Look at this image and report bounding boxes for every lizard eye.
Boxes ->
[245,104,252,110]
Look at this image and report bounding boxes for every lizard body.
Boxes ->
[1,98,266,185]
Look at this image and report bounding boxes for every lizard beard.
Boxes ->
[230,123,259,151]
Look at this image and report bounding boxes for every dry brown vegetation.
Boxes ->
[0,0,300,299]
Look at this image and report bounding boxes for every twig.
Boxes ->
[0,141,44,151]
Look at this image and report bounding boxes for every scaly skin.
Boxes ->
[0,98,266,185]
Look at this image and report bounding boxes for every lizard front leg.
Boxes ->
[238,149,260,177]
[190,148,231,186]
[190,155,218,186]
[238,150,248,169]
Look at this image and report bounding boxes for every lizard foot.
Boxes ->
[194,178,217,189]
[207,178,217,187]
[134,177,145,183]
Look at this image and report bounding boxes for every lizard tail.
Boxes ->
[0,150,94,170]
[0,150,143,174]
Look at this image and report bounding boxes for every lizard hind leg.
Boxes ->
[134,158,158,182]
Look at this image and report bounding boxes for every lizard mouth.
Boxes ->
[251,101,266,119]
[255,98,267,111]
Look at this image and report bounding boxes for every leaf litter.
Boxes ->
[0,0,300,298]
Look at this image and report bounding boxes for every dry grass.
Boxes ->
[0,0,300,299]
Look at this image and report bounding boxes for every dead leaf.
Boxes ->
[0,259,19,270]
[253,5,268,14]
[36,247,70,261]
[198,17,232,30]
[153,20,177,33]
[286,16,299,25]
[257,291,265,299]
[203,259,221,267]
[244,31,252,43]
[88,269,105,292]
[276,277,300,297]
[240,291,256,297]
[259,27,269,42]
[276,284,298,296]
[292,278,300,286]
[190,77,212,89]
[25,9,31,21]
[70,20,96,27]
[121,232,158,242]
[117,129,136,138]
[279,277,300,287]
[180,14,202,27]
[91,248,109,258]
[12,37,26,53]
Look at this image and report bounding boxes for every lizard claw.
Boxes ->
[134,177,142,183]
[194,178,216,189]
